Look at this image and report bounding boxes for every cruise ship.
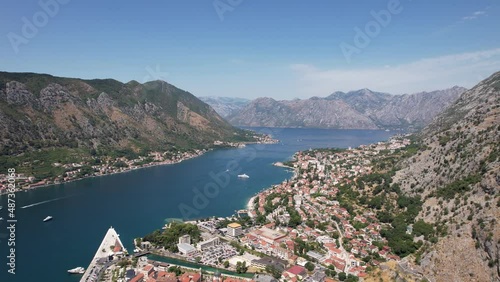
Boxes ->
[237,173,250,178]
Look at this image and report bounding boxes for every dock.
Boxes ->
[80,227,127,282]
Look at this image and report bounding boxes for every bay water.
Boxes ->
[0,128,393,281]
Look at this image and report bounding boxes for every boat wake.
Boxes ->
[20,196,73,209]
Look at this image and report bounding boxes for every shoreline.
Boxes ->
[245,160,299,219]
[3,149,210,195]
[2,139,281,195]
[246,195,257,218]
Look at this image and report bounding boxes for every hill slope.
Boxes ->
[0,71,252,156]
[228,87,466,130]
[393,72,500,281]
[198,96,250,118]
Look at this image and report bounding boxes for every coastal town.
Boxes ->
[0,135,278,194]
[79,135,418,282]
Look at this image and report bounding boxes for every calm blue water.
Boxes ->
[0,128,393,281]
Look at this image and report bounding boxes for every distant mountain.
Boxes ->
[0,71,253,157]
[392,72,500,281]
[198,96,250,118]
[227,87,466,130]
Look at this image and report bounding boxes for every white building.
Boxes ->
[177,243,197,255]
[197,237,219,251]
[227,223,243,237]
[179,234,191,244]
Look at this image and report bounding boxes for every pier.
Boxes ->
[80,227,127,282]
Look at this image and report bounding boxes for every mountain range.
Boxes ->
[202,87,467,131]
[198,96,250,118]
[0,71,252,158]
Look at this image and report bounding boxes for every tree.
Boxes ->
[265,265,282,279]
[135,237,142,247]
[338,272,347,281]
[305,262,315,272]
[345,274,359,282]
[236,261,248,273]
[413,220,434,239]
[168,266,183,276]
[223,261,229,268]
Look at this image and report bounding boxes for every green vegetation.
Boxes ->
[413,220,434,239]
[0,71,259,178]
[0,147,89,180]
[168,266,184,276]
[235,261,248,273]
[325,265,337,278]
[304,262,315,272]
[265,265,283,279]
[287,206,302,228]
[435,174,481,199]
[355,146,425,258]
[142,222,201,252]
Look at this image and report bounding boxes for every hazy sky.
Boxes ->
[2,0,500,99]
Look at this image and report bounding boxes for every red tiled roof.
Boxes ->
[130,273,145,282]
[113,239,122,252]
[287,265,306,275]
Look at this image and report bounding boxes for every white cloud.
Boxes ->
[434,9,488,36]
[290,48,500,96]
[462,10,487,20]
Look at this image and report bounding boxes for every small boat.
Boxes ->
[67,266,85,274]
[0,217,3,221]
[43,216,53,222]
[237,173,250,179]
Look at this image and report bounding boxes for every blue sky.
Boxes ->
[1,0,500,99]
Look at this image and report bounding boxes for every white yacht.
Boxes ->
[237,173,250,179]
[43,216,53,222]
[67,266,85,274]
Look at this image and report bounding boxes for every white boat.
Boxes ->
[67,266,85,274]
[237,173,250,179]
[43,216,53,222]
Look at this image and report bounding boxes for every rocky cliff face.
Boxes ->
[198,96,250,118]
[393,72,500,281]
[0,72,249,156]
[228,87,466,130]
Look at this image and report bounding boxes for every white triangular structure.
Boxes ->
[80,227,127,282]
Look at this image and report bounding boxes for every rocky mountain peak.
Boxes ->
[227,87,465,130]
